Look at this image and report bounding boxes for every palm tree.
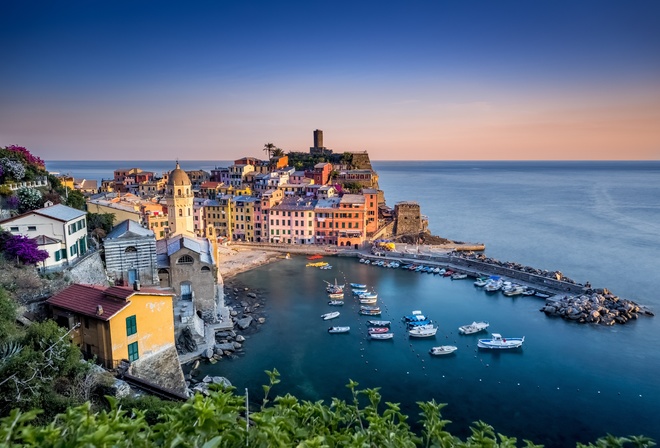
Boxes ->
[272,148,285,158]
[263,143,275,160]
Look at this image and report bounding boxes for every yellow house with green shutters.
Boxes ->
[47,284,175,369]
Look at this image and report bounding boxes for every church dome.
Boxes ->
[168,162,191,186]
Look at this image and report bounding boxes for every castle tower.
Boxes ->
[166,162,194,236]
[314,129,323,148]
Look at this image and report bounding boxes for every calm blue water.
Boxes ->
[47,160,660,445]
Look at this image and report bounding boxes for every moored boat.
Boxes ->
[477,333,525,349]
[350,283,367,289]
[408,324,438,338]
[360,305,380,311]
[370,332,394,340]
[473,276,489,287]
[359,309,382,316]
[367,320,391,327]
[429,345,458,356]
[458,321,490,334]
[321,311,340,320]
[328,300,344,306]
[359,297,377,304]
[502,285,525,296]
[307,254,323,260]
[328,326,350,333]
[451,272,468,280]
[328,292,344,299]
[368,327,389,334]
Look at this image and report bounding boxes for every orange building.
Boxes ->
[335,194,367,248]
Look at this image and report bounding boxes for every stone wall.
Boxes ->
[68,251,109,285]
[128,345,187,395]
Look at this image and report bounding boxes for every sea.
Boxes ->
[45,160,660,446]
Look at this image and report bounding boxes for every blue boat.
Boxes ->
[350,283,367,289]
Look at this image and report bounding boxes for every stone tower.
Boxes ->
[166,162,194,236]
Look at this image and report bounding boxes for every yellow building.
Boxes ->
[203,195,233,240]
[47,284,175,369]
[232,195,257,242]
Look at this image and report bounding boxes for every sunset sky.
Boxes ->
[1,0,659,161]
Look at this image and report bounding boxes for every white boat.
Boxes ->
[367,320,391,327]
[502,285,525,296]
[477,333,525,349]
[359,259,366,263]
[360,305,380,311]
[451,272,468,280]
[429,345,458,356]
[458,321,490,334]
[403,311,426,322]
[352,289,368,295]
[328,300,344,306]
[328,292,344,299]
[321,311,340,320]
[364,260,371,264]
[484,279,503,292]
[370,332,394,340]
[473,276,489,287]
[408,324,438,338]
[359,297,377,304]
[356,292,378,299]
[350,283,367,289]
[328,326,350,333]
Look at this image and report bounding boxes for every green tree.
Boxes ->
[64,189,85,210]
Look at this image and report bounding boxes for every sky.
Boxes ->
[1,0,659,161]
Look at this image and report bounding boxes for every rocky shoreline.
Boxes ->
[185,279,269,394]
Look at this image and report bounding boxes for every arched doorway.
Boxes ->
[158,268,170,287]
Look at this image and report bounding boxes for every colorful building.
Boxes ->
[269,197,316,244]
[47,284,175,369]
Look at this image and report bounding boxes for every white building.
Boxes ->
[0,204,88,270]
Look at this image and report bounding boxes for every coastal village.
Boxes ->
[0,132,651,399]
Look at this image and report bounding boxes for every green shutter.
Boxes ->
[128,342,139,361]
[126,315,137,336]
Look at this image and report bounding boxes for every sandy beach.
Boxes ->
[215,246,282,281]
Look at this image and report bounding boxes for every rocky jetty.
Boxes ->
[540,288,654,325]
[458,252,582,285]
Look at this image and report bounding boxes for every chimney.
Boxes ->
[96,305,104,316]
[133,281,141,291]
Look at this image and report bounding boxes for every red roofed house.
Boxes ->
[47,284,175,370]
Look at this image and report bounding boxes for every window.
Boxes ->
[126,315,137,336]
[10,226,18,232]
[27,226,36,231]
[128,342,139,362]
[124,246,137,253]
[176,255,194,264]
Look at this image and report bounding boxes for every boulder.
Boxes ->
[211,376,232,387]
[247,292,257,299]
[232,342,242,350]
[235,334,245,342]
[215,342,235,352]
[111,379,132,399]
[258,317,266,324]
[202,348,214,359]
[237,316,253,330]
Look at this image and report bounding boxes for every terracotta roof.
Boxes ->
[47,284,173,321]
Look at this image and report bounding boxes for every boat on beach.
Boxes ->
[328,326,350,333]
[321,311,340,320]
[477,333,525,349]
[307,254,323,260]
[429,345,458,356]
[458,321,490,334]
